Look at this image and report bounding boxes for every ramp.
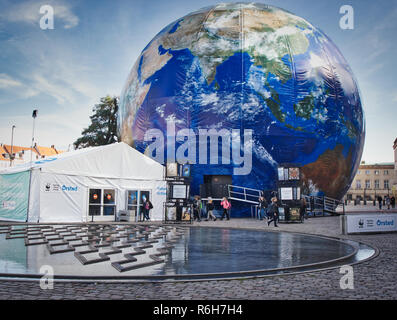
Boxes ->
[227,185,262,204]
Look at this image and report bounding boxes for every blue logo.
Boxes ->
[376,219,394,226]
[62,185,78,192]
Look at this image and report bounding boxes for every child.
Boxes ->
[205,197,217,221]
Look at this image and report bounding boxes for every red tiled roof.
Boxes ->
[35,145,58,157]
[0,145,8,161]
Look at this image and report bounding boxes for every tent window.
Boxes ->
[89,189,102,216]
[88,188,116,216]
[103,189,116,216]
[89,189,101,204]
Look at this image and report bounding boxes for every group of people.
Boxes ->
[258,196,281,227]
[377,195,396,210]
[192,194,286,225]
[193,195,232,222]
[258,195,308,226]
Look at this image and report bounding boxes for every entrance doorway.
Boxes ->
[126,190,151,222]
[202,175,232,199]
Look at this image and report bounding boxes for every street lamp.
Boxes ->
[30,109,38,163]
[10,125,16,167]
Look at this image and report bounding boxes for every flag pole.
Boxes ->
[27,109,38,223]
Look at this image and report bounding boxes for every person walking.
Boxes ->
[267,197,279,227]
[377,196,383,210]
[220,197,231,220]
[143,198,153,221]
[193,195,202,222]
[391,196,396,209]
[205,197,217,221]
[386,196,391,210]
[258,196,268,220]
[299,197,307,221]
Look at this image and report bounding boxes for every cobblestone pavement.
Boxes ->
[0,216,396,300]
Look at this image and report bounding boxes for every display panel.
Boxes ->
[280,187,293,200]
[172,184,188,199]
[166,163,178,177]
[289,168,300,180]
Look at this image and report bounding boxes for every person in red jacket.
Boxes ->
[220,197,231,221]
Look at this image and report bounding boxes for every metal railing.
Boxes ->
[227,185,262,204]
[302,194,345,216]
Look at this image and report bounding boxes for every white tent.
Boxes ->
[0,142,166,223]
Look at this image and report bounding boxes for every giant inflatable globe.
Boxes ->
[119,3,365,202]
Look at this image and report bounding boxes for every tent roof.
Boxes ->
[0,142,164,180]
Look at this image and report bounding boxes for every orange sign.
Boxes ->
[107,194,112,200]
[93,194,98,200]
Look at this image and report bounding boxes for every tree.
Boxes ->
[74,96,120,149]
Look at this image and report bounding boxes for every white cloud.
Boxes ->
[0,73,22,88]
[1,0,79,29]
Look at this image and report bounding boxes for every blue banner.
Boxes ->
[0,170,30,221]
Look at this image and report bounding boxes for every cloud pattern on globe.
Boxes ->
[119,2,365,200]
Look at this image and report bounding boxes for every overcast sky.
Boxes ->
[0,0,396,162]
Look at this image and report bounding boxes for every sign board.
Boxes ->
[172,184,188,199]
[346,214,397,234]
[280,187,293,200]
[0,171,30,221]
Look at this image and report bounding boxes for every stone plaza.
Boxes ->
[0,209,396,300]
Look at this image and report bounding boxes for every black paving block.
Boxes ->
[74,252,110,265]
[47,244,75,254]
[25,238,49,246]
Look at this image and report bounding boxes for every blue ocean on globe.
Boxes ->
[118,2,365,206]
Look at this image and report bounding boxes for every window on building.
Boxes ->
[365,170,370,175]
[384,170,389,175]
[375,180,380,189]
[357,170,361,175]
[365,180,371,189]
[356,180,361,189]
[88,188,116,217]
[384,180,390,190]
[374,170,379,175]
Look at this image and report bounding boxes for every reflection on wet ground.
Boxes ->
[0,224,373,280]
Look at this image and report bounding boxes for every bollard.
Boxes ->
[340,214,347,235]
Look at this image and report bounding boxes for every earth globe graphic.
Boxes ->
[119,2,365,206]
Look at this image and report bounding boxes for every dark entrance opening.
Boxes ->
[200,175,232,199]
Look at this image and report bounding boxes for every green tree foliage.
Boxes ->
[74,96,120,149]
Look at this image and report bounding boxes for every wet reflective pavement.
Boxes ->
[0,224,372,281]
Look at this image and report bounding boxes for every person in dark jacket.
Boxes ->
[299,197,307,221]
[193,195,202,222]
[267,197,279,227]
[377,196,383,210]
[391,196,396,209]
[143,199,153,221]
[205,197,217,221]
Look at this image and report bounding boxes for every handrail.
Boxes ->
[227,184,262,204]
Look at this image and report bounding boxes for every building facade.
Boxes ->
[346,162,396,201]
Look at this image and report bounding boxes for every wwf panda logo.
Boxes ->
[45,183,51,192]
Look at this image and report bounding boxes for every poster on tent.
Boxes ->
[0,171,30,221]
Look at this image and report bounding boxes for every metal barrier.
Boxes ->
[302,194,345,216]
[227,184,262,204]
